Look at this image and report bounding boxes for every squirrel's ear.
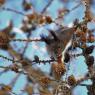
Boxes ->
[40,34,51,44]
[48,30,59,41]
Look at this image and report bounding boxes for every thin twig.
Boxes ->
[0,55,19,63]
[22,32,32,56]
[72,73,95,88]
[69,1,81,12]
[0,66,27,75]
[79,84,90,86]
[1,7,26,16]
[41,0,54,14]
[11,38,43,42]
[0,54,57,64]
[32,59,57,65]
